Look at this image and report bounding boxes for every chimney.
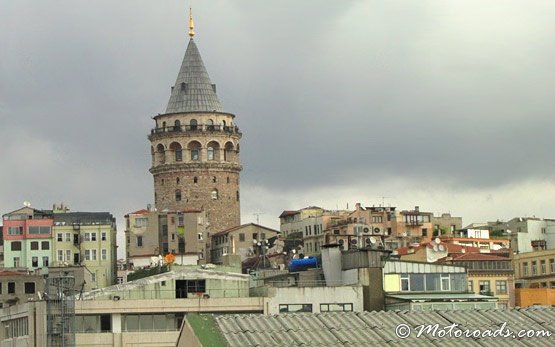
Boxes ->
[355,203,361,210]
[415,206,420,212]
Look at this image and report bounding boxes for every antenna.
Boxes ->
[252,212,263,225]
[376,196,393,207]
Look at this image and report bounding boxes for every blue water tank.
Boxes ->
[289,257,318,272]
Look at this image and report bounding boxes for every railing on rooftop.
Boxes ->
[150,125,241,136]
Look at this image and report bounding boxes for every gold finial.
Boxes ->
[188,7,195,38]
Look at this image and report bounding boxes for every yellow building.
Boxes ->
[513,249,555,289]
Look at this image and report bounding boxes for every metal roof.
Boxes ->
[213,308,555,346]
[387,293,497,301]
[165,38,223,114]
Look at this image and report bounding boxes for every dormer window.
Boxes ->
[181,82,188,93]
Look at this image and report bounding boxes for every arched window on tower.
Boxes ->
[236,191,239,201]
[193,176,198,184]
[212,176,217,183]
[207,141,220,161]
[169,142,182,162]
[162,121,167,131]
[190,119,198,131]
[174,119,181,131]
[207,119,214,131]
[156,144,165,164]
[211,189,219,200]
[176,177,180,184]
[188,141,201,161]
[224,142,234,162]
[175,189,182,202]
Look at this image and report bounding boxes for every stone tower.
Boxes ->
[148,12,242,233]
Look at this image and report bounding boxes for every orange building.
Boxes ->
[515,288,555,307]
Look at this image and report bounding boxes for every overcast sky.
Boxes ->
[2,0,555,257]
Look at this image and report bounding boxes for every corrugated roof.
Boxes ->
[165,38,223,113]
[210,308,555,346]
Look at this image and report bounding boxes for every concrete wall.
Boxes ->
[265,286,363,314]
[515,288,555,307]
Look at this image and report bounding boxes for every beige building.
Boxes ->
[210,224,279,264]
[513,249,555,289]
[148,17,242,234]
[125,207,207,267]
[431,213,463,236]
[52,210,117,289]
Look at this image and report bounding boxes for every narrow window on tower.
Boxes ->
[193,176,198,184]
[236,191,239,201]
[190,119,197,131]
[208,146,214,160]
[174,119,181,131]
[175,189,182,201]
[227,177,230,184]
[181,82,188,93]
[211,189,219,200]
[212,176,217,183]
[176,177,180,184]
[207,119,214,131]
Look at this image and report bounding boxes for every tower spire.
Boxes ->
[188,7,195,38]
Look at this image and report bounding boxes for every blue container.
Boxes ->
[289,257,318,272]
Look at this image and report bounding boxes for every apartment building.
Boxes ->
[210,223,279,264]
[125,207,207,267]
[513,249,555,289]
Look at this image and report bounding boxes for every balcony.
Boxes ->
[150,125,241,137]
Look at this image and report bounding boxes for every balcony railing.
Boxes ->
[150,125,241,136]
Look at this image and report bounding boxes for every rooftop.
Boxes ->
[197,307,555,346]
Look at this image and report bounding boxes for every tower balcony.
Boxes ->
[149,125,241,140]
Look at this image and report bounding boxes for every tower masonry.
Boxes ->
[148,12,242,233]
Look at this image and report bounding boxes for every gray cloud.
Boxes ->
[1,1,555,248]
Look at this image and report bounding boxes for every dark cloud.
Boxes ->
[1,1,555,248]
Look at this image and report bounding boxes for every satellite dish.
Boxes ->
[23,201,31,207]
[433,244,439,252]
[434,238,441,244]
[402,232,407,237]
[369,236,377,244]
[363,227,370,233]
[438,244,445,252]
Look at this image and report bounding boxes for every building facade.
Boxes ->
[125,207,207,267]
[148,16,242,234]
[210,224,279,264]
[2,207,53,270]
[513,249,555,289]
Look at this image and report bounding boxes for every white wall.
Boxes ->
[266,286,364,314]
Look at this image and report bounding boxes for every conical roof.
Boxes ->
[165,38,223,113]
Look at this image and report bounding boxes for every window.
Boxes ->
[57,233,63,241]
[101,232,107,241]
[479,280,491,294]
[85,233,90,241]
[190,119,198,130]
[191,148,199,160]
[13,257,20,267]
[58,250,65,261]
[441,274,450,291]
[117,277,124,284]
[8,282,15,294]
[135,218,147,227]
[31,241,39,250]
[41,241,50,250]
[523,262,529,276]
[253,233,258,241]
[91,273,96,282]
[372,216,383,223]
[541,260,547,274]
[468,280,473,292]
[212,176,217,183]
[496,280,507,295]
[211,189,218,200]
[28,226,50,234]
[320,303,353,312]
[137,236,143,247]
[101,249,107,261]
[532,261,537,275]
[239,233,245,242]
[11,241,22,251]
[66,250,72,263]
[207,146,215,160]
[550,259,555,273]
[66,233,71,241]
[24,282,35,294]
[43,256,49,267]
[92,249,97,260]
[175,189,182,201]
[8,226,23,235]
[32,257,38,267]
[422,228,428,237]
[193,176,198,183]
[279,304,313,313]
[401,274,410,291]
[91,232,97,241]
